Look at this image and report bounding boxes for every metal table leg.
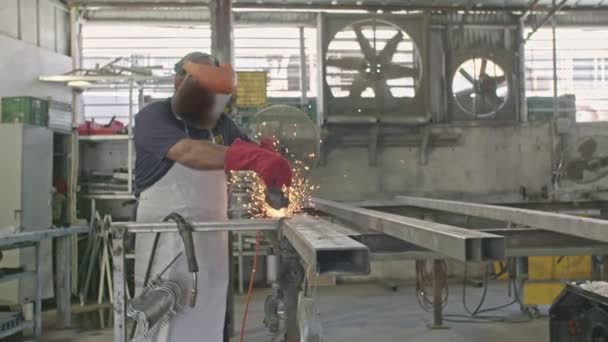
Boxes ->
[112,229,127,342]
[279,240,304,342]
[34,242,42,337]
[428,259,449,330]
[515,257,529,312]
[55,235,72,327]
[238,233,244,294]
[227,232,235,338]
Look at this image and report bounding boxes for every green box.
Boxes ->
[527,94,576,123]
[1,97,49,126]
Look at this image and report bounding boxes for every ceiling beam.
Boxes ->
[66,0,608,11]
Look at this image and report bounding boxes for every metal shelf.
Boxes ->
[79,135,130,141]
[39,74,172,87]
[40,71,149,205]
[79,193,135,200]
[0,271,35,284]
[0,319,32,340]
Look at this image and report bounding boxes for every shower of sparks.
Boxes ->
[229,168,319,219]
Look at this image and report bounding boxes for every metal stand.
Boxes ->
[112,227,127,342]
[55,234,72,327]
[34,242,42,337]
[279,240,304,342]
[110,218,358,342]
[0,227,87,338]
[427,259,449,330]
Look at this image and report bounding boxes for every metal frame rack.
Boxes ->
[0,227,88,338]
[110,216,371,342]
[39,74,172,197]
[313,197,608,327]
[107,196,608,340]
[109,199,508,341]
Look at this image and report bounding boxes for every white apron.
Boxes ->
[135,162,228,342]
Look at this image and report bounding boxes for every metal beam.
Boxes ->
[312,198,505,262]
[521,0,542,21]
[483,228,608,257]
[524,0,569,42]
[210,0,233,64]
[396,196,608,243]
[368,228,608,260]
[281,216,370,275]
[0,226,89,249]
[39,75,173,83]
[114,219,279,233]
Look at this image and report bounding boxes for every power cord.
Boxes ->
[414,259,533,324]
[239,230,262,342]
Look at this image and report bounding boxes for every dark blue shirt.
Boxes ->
[134,98,249,194]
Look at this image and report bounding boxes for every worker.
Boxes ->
[133,52,292,342]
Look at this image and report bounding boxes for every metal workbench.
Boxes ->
[110,217,371,342]
[0,226,89,338]
[107,196,608,340]
[311,197,608,328]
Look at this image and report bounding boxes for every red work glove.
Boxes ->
[225,139,292,189]
[259,137,276,152]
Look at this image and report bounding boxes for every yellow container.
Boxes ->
[524,255,592,305]
[523,282,565,305]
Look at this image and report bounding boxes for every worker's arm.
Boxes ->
[225,139,292,189]
[167,138,227,170]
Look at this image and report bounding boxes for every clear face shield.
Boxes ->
[210,93,232,120]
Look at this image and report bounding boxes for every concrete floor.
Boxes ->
[31,282,548,342]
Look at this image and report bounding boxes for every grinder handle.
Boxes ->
[163,213,199,273]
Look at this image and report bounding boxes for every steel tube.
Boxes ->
[367,228,608,261]
[298,26,308,108]
[0,226,89,249]
[127,81,133,194]
[281,216,370,275]
[115,219,279,233]
[432,260,443,328]
[396,196,608,243]
[312,198,505,262]
[552,0,559,121]
[34,242,42,337]
[112,230,127,342]
[524,0,569,42]
[55,235,72,327]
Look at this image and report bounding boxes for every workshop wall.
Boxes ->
[311,123,553,202]
[0,0,70,55]
[0,0,71,102]
[0,35,72,102]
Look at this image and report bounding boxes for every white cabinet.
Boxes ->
[0,124,53,303]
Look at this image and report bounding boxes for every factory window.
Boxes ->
[525,27,608,122]
[233,27,317,98]
[80,24,317,124]
[81,24,211,123]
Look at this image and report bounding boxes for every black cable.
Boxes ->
[462,262,490,316]
[443,259,533,324]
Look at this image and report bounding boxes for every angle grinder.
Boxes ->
[266,187,289,210]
